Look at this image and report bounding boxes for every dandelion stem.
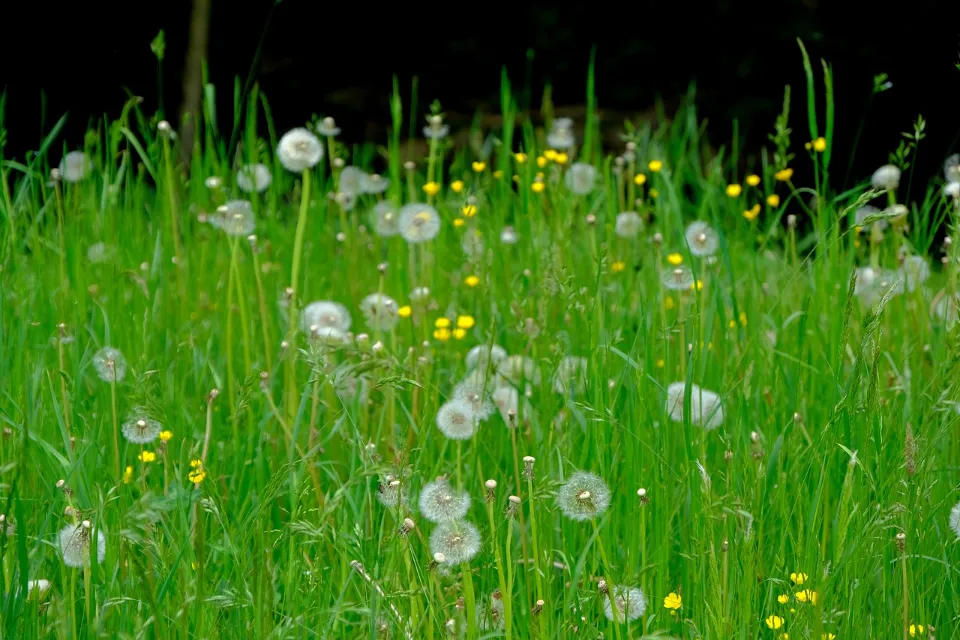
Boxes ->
[286,168,312,420]
[110,375,120,487]
[485,499,510,640]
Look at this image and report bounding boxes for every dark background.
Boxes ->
[2,0,959,192]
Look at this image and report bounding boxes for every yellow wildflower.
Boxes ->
[728,319,737,329]
[138,451,157,463]
[789,572,807,585]
[765,615,784,630]
[451,180,464,193]
[397,305,412,318]
[532,181,545,193]
[514,152,527,164]
[453,218,465,228]
[746,174,761,186]
[664,296,675,310]
[795,590,818,604]
[663,592,682,610]
[462,204,478,217]
[188,459,206,484]
[472,161,486,172]
[692,279,704,291]
[433,328,451,342]
[739,311,747,326]
[456,315,475,329]
[611,261,626,273]
[464,275,480,287]
[655,358,665,368]
[649,188,659,198]
[122,466,133,484]
[743,204,761,221]
[634,173,647,186]
[777,593,790,604]
[648,160,663,172]
[775,168,794,181]
[159,430,173,442]
[544,149,557,161]
[821,634,836,640]
[909,625,924,637]
[667,253,683,265]
[726,183,742,197]
[536,156,548,168]
[554,152,568,164]
[812,137,826,152]
[451,328,466,340]
[493,170,503,179]
[435,317,451,329]
[423,181,440,196]
[767,194,781,207]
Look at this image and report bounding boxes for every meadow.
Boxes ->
[1,43,960,639]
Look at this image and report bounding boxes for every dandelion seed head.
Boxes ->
[615,211,643,239]
[497,355,541,387]
[944,154,960,183]
[370,201,401,237]
[466,344,508,371]
[361,173,389,194]
[604,585,647,622]
[302,300,352,334]
[59,151,92,183]
[277,127,324,173]
[236,163,272,193]
[500,225,518,244]
[377,475,404,508]
[492,385,519,423]
[547,118,575,150]
[871,164,901,191]
[93,346,127,383]
[360,293,400,331]
[419,479,471,523]
[211,200,256,236]
[398,203,441,244]
[552,356,587,395]
[317,117,341,137]
[429,520,481,564]
[436,398,479,440]
[478,593,506,630]
[58,522,106,568]
[855,205,887,231]
[665,382,724,429]
[661,267,695,291]
[565,162,597,195]
[27,579,51,598]
[338,166,367,196]
[685,221,719,257]
[556,471,611,521]
[121,411,162,444]
[453,383,495,421]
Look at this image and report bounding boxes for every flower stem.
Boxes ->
[286,169,312,420]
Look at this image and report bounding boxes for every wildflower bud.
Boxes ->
[429,552,446,571]
[445,619,456,635]
[625,141,637,152]
[205,176,222,190]
[722,538,729,552]
[247,235,258,249]
[207,388,219,403]
[523,268,532,278]
[428,115,443,126]
[322,116,336,130]
[56,479,67,491]
[64,505,77,518]
[793,412,802,423]
[259,371,270,391]
[332,158,345,169]
[157,120,172,134]
[585,214,596,226]
[522,455,535,481]
[896,531,906,552]
[403,161,416,172]
[787,214,797,228]
[355,332,370,347]
[532,599,545,616]
[280,340,290,352]
[750,431,759,442]
[372,341,384,354]
[140,261,149,272]
[484,479,497,502]
[81,520,91,530]
[50,168,61,182]
[336,232,346,243]
[455,596,465,611]
[598,579,608,595]
[945,237,953,247]
[506,495,521,518]
[614,156,625,167]
[400,517,415,536]
[652,232,663,246]
[724,450,733,462]
[637,487,649,505]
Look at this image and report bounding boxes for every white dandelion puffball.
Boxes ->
[423,122,450,140]
[236,163,272,193]
[436,399,479,440]
[500,225,518,245]
[59,151,92,183]
[950,501,960,539]
[277,127,324,172]
[901,255,930,292]
[361,173,390,195]
[855,268,903,307]
[360,293,400,331]
[419,479,471,523]
[665,382,724,429]
[945,182,960,199]
[685,221,719,257]
[661,267,695,291]
[93,346,127,383]
[547,117,575,150]
[371,201,400,237]
[376,475,404,508]
[301,300,352,334]
[497,355,542,387]
[212,200,256,237]
[604,585,647,622]
[871,164,901,191]
[335,373,368,404]
[492,385,519,423]
[462,229,485,259]
[27,579,51,598]
[615,211,643,239]
[308,326,349,347]
[478,594,506,631]
[556,471,611,521]
[58,522,106,568]
[944,154,960,183]
[466,344,508,371]
[552,356,587,395]
[338,166,368,196]
[854,205,888,231]
[565,162,597,195]
[317,117,341,137]
[398,203,441,244]
[453,381,495,421]
[429,520,481,564]
[121,411,162,444]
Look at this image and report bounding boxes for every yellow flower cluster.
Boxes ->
[433,315,475,342]
[188,459,206,484]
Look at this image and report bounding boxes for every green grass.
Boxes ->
[1,44,959,639]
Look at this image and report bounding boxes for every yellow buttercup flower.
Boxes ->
[812,137,826,152]
[692,279,704,291]
[462,204,478,217]
[536,156,548,168]
[667,253,683,265]
[909,624,924,637]
[188,459,206,484]
[451,180,464,193]
[775,168,794,181]
[789,572,808,585]
[435,317,451,329]
[472,161,486,172]
[655,358,665,368]
[453,218,465,228]
[611,261,626,273]
[433,327,451,342]
[726,183,742,197]
[554,152,568,164]
[397,305,412,318]
[532,181,545,193]
[728,319,737,329]
[423,181,440,196]
[138,451,157,463]
[159,430,173,442]
[777,593,790,604]
[456,315,475,329]
[743,204,761,220]
[664,296,675,310]
[464,275,480,287]
[543,149,557,161]
[765,615,784,630]
[821,634,837,640]
[663,592,682,610]
[452,328,467,340]
[634,173,647,186]
[122,466,133,484]
[514,152,527,164]
[746,174,761,186]
[766,194,781,207]
[795,590,818,604]
[648,160,663,172]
